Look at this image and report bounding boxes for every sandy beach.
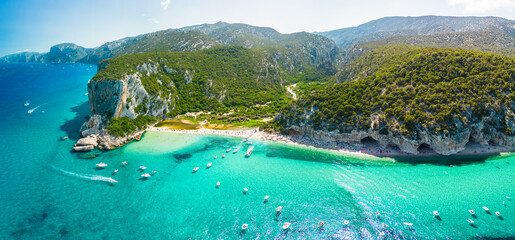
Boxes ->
[147,126,514,159]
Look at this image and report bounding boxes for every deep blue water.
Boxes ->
[0,63,513,240]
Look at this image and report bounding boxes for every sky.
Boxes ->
[0,0,514,56]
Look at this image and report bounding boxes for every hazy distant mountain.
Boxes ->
[316,16,515,51]
[0,22,337,67]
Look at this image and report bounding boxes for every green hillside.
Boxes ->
[279,46,515,139]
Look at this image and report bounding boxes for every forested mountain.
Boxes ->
[316,16,515,51]
[0,23,337,67]
[278,46,515,155]
[86,46,332,136]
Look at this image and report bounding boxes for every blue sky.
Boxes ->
[0,0,514,56]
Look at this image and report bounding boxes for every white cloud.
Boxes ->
[148,18,159,24]
[447,0,515,13]
[160,0,171,10]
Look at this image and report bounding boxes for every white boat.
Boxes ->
[469,210,475,215]
[467,219,474,224]
[121,161,128,165]
[282,222,291,230]
[433,211,440,217]
[403,222,413,226]
[242,224,248,230]
[216,181,220,187]
[24,101,29,106]
[206,162,212,168]
[381,223,390,228]
[245,146,254,157]
[483,206,490,211]
[379,231,385,236]
[141,173,151,178]
[246,142,252,145]
[243,188,248,193]
[495,211,501,216]
[96,162,107,168]
[222,154,225,158]
[343,220,350,225]
[139,165,146,170]
[276,206,282,212]
[507,196,511,199]
[226,148,231,152]
[152,170,156,174]
[264,195,270,201]
[193,167,199,172]
[318,221,325,228]
[113,169,118,173]
[233,147,240,153]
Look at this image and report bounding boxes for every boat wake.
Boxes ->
[27,104,42,114]
[47,164,118,185]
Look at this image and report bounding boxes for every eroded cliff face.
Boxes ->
[280,111,515,156]
[76,63,177,151]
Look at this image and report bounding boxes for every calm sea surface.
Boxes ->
[0,63,513,239]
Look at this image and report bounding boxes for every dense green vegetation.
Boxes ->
[280,46,515,139]
[107,115,158,137]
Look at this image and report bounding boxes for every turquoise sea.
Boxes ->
[0,63,514,239]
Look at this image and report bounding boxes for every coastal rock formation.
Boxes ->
[87,70,174,125]
[285,125,472,155]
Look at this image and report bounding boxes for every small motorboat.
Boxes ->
[141,173,151,178]
[243,138,248,142]
[243,188,248,193]
[245,146,254,157]
[507,196,511,199]
[469,210,475,215]
[193,167,199,173]
[433,211,440,217]
[403,222,413,226]
[276,206,282,212]
[222,154,225,158]
[226,148,231,152]
[483,206,490,211]
[282,222,291,230]
[264,195,270,201]
[246,142,252,145]
[343,220,350,225]
[381,223,390,228]
[216,181,220,187]
[24,101,29,106]
[318,221,325,228]
[233,147,240,153]
[207,162,212,168]
[242,224,248,230]
[61,136,68,140]
[122,161,128,165]
[113,169,119,173]
[139,165,146,170]
[495,211,501,216]
[467,219,474,224]
[96,162,107,168]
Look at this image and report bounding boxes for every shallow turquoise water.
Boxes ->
[0,63,514,239]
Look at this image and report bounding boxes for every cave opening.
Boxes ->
[417,143,436,154]
[360,136,379,146]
